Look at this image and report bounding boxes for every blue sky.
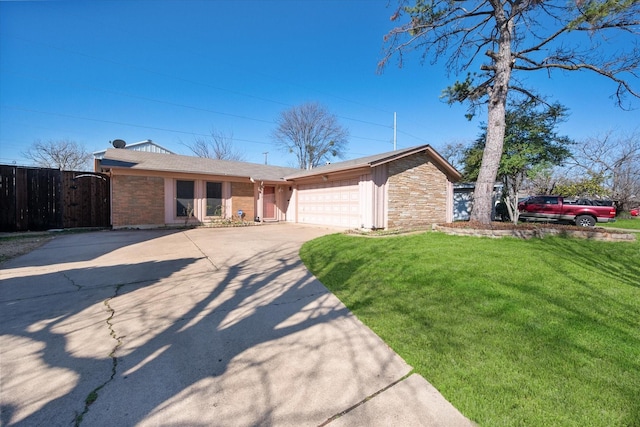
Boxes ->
[1,0,638,168]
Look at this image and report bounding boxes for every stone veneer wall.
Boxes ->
[231,182,255,220]
[111,175,165,227]
[433,224,637,241]
[387,152,448,228]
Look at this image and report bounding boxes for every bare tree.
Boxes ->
[526,165,562,196]
[379,0,640,223]
[22,139,92,171]
[184,129,246,161]
[439,140,469,172]
[272,102,349,169]
[567,130,640,210]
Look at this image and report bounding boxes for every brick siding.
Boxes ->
[111,175,164,227]
[387,153,448,228]
[231,182,255,220]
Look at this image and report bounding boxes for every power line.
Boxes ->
[0,69,276,125]
[1,33,423,142]
[1,23,444,157]
[1,68,396,145]
[1,33,293,109]
[1,104,396,148]
[397,129,431,145]
[2,105,278,147]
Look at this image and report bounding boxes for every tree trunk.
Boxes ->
[470,101,507,223]
[470,8,513,224]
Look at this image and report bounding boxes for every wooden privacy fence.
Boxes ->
[0,165,111,232]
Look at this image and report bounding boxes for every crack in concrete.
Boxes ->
[73,284,124,426]
[270,291,328,306]
[0,282,129,304]
[62,272,82,291]
[1,270,221,304]
[318,372,414,426]
[182,231,219,270]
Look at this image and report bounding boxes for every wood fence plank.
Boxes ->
[0,166,110,231]
[0,166,17,231]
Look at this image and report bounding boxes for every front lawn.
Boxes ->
[601,217,640,230]
[300,232,640,427]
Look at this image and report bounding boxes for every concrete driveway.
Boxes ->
[0,224,473,426]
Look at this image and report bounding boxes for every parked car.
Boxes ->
[631,208,639,217]
[518,196,616,227]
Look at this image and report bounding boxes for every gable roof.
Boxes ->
[98,144,462,182]
[99,149,299,181]
[284,144,462,181]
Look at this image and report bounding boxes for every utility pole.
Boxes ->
[393,112,397,151]
[263,152,269,165]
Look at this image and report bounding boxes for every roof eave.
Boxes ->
[370,145,462,181]
[99,157,292,182]
[285,145,462,182]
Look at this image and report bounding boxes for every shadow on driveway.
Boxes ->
[1,226,411,426]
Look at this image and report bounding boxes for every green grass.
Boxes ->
[300,232,640,427]
[601,217,640,230]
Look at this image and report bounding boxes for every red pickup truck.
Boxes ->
[518,196,616,227]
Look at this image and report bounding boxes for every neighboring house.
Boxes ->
[93,139,174,160]
[453,182,504,221]
[96,144,461,229]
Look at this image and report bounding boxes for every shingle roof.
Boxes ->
[283,144,461,180]
[99,149,299,181]
[99,144,462,182]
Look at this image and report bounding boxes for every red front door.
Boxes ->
[263,186,276,219]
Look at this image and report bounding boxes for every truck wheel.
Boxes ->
[576,215,596,227]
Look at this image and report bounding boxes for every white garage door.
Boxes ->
[297,179,361,228]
